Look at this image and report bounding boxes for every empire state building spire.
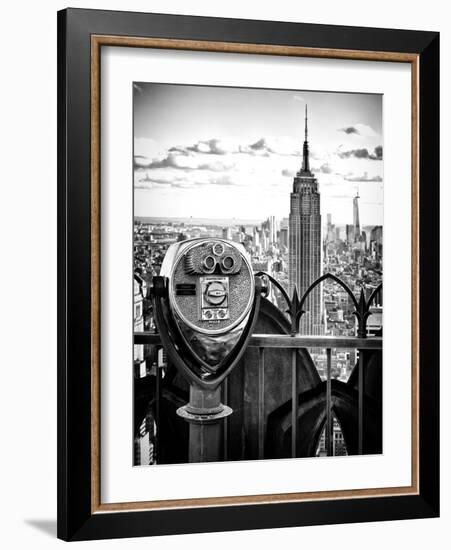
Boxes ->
[289,104,322,335]
[302,104,310,173]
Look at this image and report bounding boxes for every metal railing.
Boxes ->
[248,334,382,458]
[135,332,382,460]
[134,272,382,462]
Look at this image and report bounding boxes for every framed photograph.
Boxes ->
[57,8,439,541]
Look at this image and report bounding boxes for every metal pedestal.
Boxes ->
[177,385,232,463]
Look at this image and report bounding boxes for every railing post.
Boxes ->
[155,356,161,464]
[291,349,298,458]
[258,347,265,460]
[358,350,364,454]
[326,348,332,457]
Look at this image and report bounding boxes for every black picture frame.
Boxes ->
[57,8,439,541]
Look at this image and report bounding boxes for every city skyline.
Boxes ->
[134,213,379,230]
[134,83,383,225]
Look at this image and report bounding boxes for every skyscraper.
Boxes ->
[326,213,335,243]
[289,106,322,335]
[222,226,232,240]
[346,224,355,245]
[268,215,277,245]
[353,191,361,242]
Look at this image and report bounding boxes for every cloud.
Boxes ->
[138,153,191,170]
[373,145,383,159]
[134,137,165,164]
[168,145,190,154]
[344,172,383,183]
[167,136,300,159]
[247,137,300,157]
[208,174,238,187]
[340,126,359,135]
[134,155,152,168]
[318,163,333,174]
[248,138,272,156]
[250,138,267,151]
[339,123,378,138]
[282,168,295,177]
[135,152,234,172]
[186,138,241,155]
[170,181,192,189]
[198,160,235,172]
[282,162,335,179]
[135,173,185,189]
[135,170,241,191]
[338,145,383,160]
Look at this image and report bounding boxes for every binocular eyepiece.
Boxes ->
[184,240,243,277]
[202,253,236,273]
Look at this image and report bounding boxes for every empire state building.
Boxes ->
[288,106,323,335]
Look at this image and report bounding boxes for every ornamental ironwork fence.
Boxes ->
[134,272,383,464]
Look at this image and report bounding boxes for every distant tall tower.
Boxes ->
[222,227,232,240]
[288,105,322,335]
[268,215,277,245]
[353,191,361,242]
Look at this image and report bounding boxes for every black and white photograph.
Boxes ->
[133,83,383,466]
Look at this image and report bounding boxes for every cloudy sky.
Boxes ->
[134,83,383,225]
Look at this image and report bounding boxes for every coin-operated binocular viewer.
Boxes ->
[152,238,265,462]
